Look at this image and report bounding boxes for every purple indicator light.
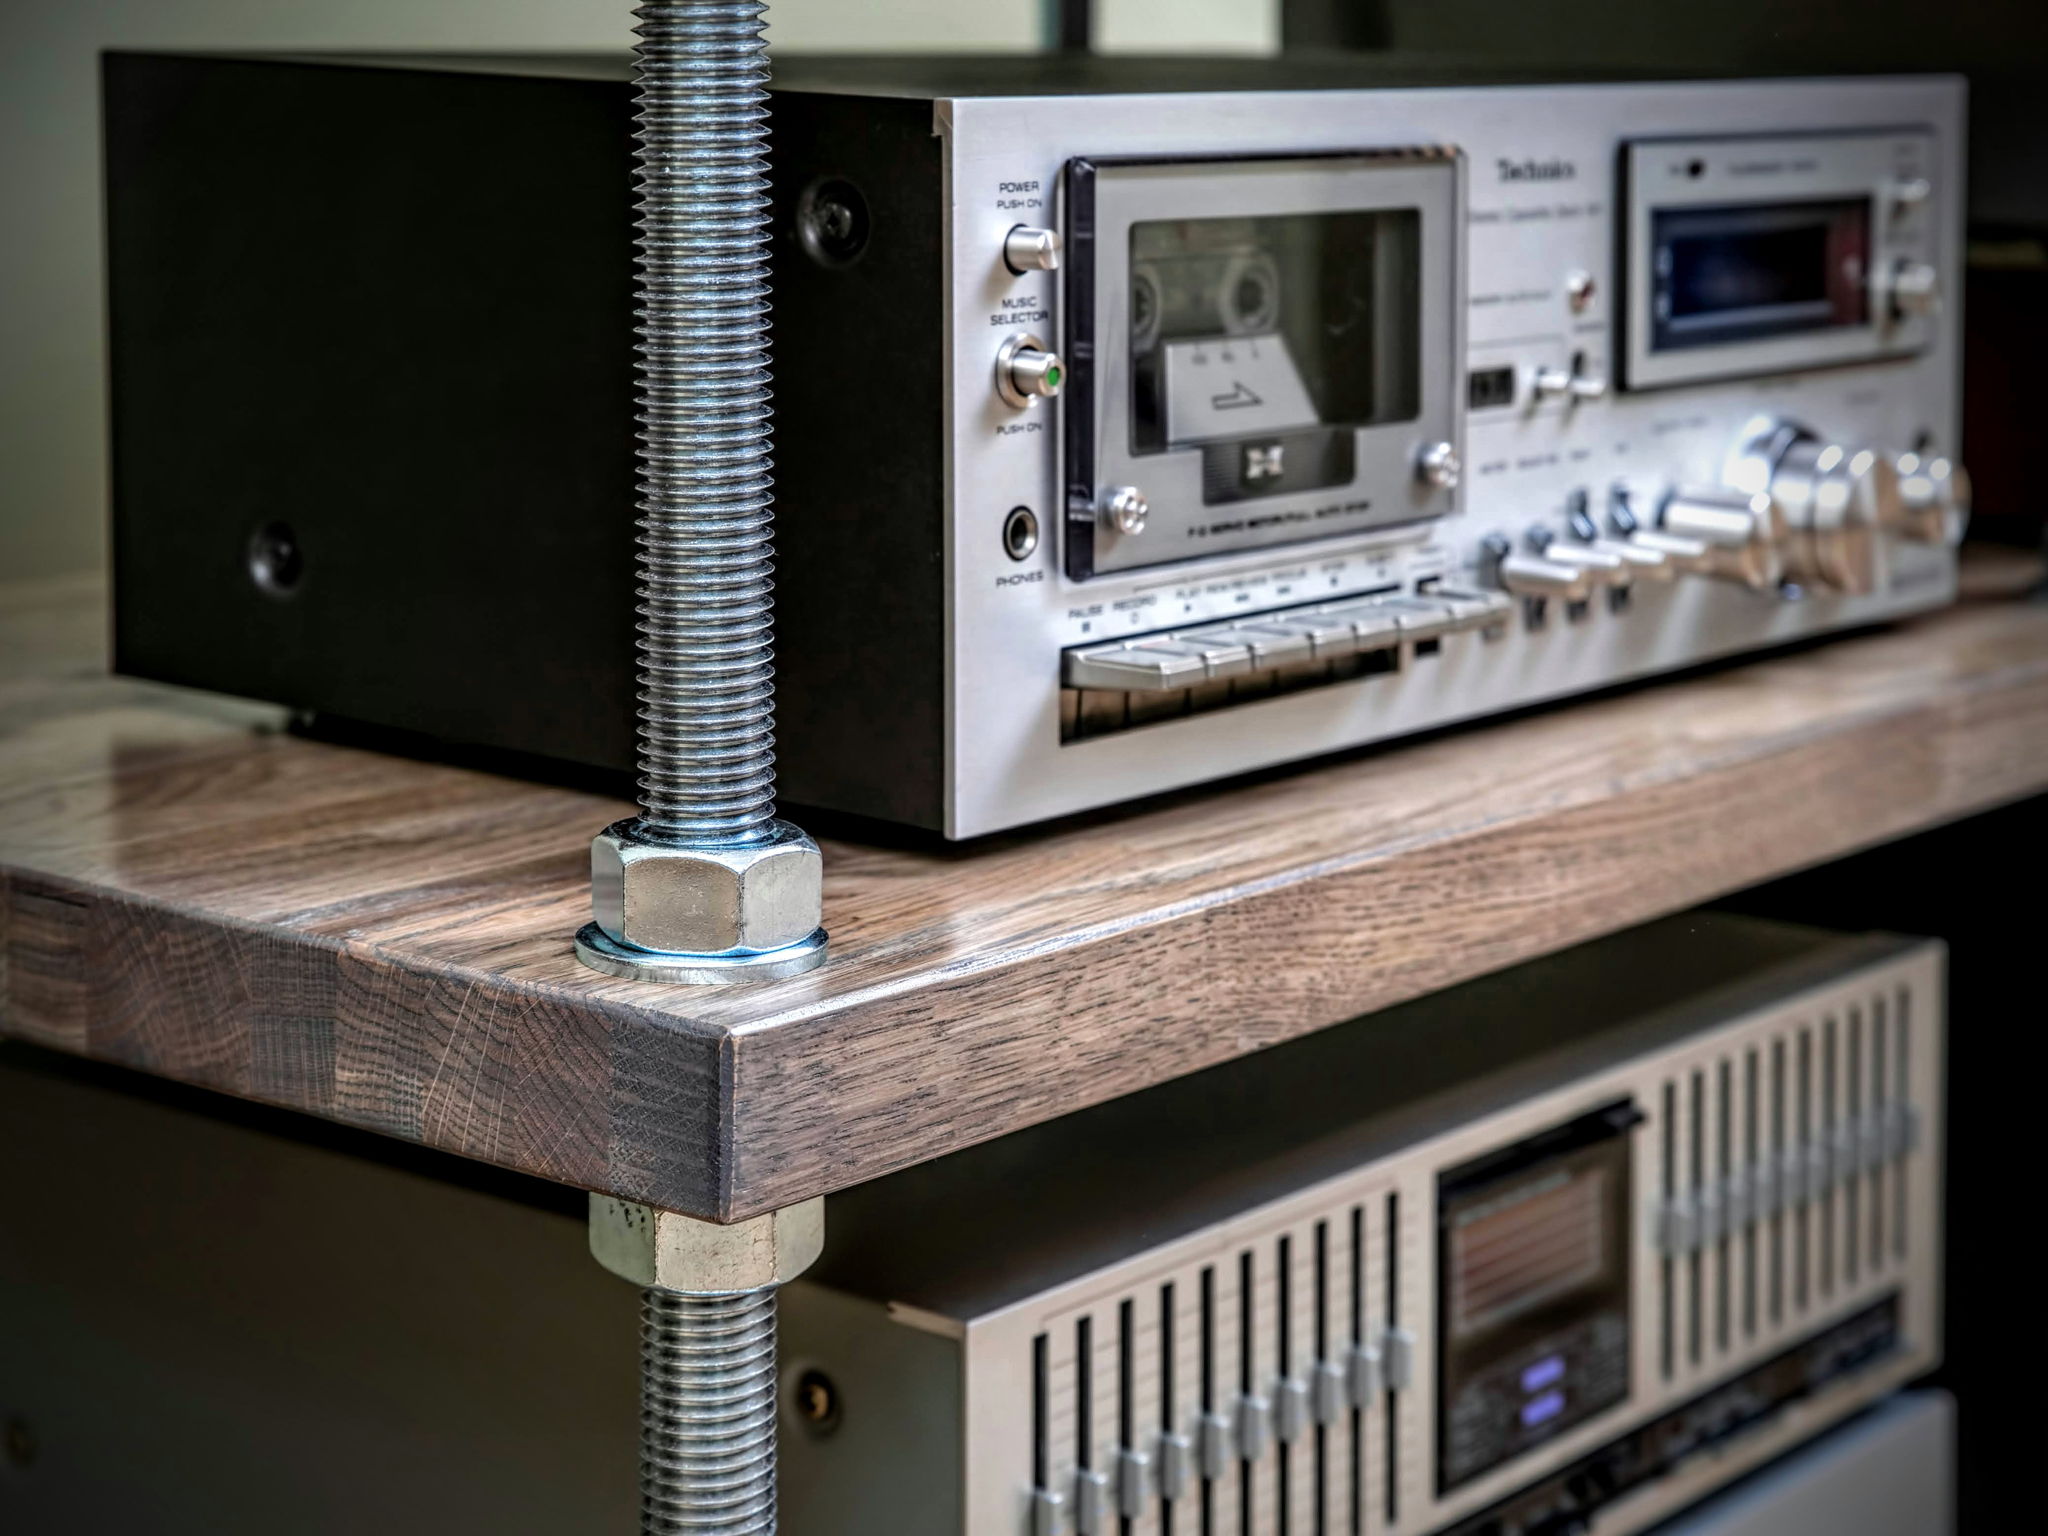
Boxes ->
[1521,1389,1567,1429]
[1520,1354,1567,1394]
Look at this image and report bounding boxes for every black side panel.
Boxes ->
[105,54,639,772]
[765,92,946,831]
[106,56,947,831]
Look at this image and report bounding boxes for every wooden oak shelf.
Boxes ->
[3,568,2045,1220]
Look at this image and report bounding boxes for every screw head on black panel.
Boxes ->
[796,178,871,268]
[791,1369,843,1436]
[246,521,304,599]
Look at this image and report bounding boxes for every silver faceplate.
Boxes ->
[950,941,1946,1535]
[943,77,1964,837]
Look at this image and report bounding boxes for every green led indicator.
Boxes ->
[1044,364,1062,390]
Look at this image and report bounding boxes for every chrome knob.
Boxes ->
[1102,485,1149,536]
[1660,487,1785,591]
[1728,418,1894,594]
[1416,440,1461,491]
[1497,553,1593,602]
[1003,225,1062,275]
[996,333,1063,408]
[1888,261,1941,321]
[1894,453,1970,546]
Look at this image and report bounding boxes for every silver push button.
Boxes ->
[1063,586,1476,693]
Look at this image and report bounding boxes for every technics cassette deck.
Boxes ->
[105,56,1969,836]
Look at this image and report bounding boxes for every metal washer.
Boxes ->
[574,922,829,985]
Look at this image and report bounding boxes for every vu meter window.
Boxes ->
[1127,209,1421,457]
[1448,1167,1611,1336]
[1650,197,1871,352]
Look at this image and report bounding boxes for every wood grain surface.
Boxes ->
[3,569,2045,1219]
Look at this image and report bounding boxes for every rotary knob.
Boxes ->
[996,333,1064,409]
[1416,440,1462,491]
[1894,452,1970,546]
[1659,487,1785,591]
[1003,225,1062,275]
[1888,261,1941,321]
[1769,439,1891,595]
[1726,419,1899,595]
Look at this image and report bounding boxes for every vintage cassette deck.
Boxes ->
[778,914,1946,1535]
[104,56,1969,836]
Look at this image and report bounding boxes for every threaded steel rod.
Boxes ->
[631,0,779,843]
[640,1288,781,1534]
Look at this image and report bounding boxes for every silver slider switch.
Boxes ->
[1382,1327,1417,1392]
[1238,1394,1273,1463]
[1199,1412,1232,1480]
[1497,553,1593,602]
[1273,1376,1310,1445]
[1542,542,1632,589]
[1313,1359,1347,1424]
[1073,1469,1109,1535]
[1589,538,1676,581]
[1156,1432,1193,1502]
[1116,1448,1151,1519]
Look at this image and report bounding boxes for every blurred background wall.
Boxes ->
[0,0,1277,586]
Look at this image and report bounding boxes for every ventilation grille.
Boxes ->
[1652,982,1925,1387]
[1031,1192,1412,1536]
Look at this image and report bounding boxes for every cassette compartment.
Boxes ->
[1062,149,1465,580]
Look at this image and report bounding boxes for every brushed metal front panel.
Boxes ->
[942,77,1964,836]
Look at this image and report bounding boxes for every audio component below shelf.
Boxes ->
[105,56,1967,835]
[775,914,1945,1536]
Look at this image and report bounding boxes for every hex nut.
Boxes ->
[591,817,822,956]
[589,1195,826,1294]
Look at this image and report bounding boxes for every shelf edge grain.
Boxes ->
[4,583,2046,1220]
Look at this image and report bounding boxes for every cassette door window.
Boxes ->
[1063,151,1464,579]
